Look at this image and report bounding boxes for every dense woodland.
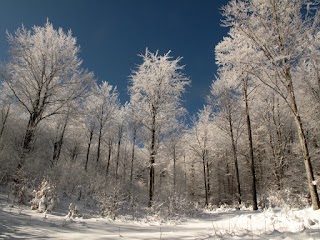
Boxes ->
[1,0,320,217]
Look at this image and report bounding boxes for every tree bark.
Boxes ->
[52,114,69,166]
[242,78,258,211]
[202,151,209,206]
[0,104,10,140]
[228,113,242,205]
[122,144,128,181]
[106,138,112,177]
[183,154,187,193]
[225,154,231,203]
[115,126,123,180]
[173,145,176,193]
[148,112,156,207]
[129,126,137,199]
[286,71,320,210]
[206,157,210,197]
[96,122,103,164]
[18,113,39,170]
[84,129,94,172]
[190,161,195,201]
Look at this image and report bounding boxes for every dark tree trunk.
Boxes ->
[123,144,128,181]
[106,138,113,177]
[286,70,320,210]
[206,158,210,197]
[130,127,137,184]
[228,112,242,205]
[225,154,231,203]
[96,122,103,164]
[148,113,156,207]
[173,145,176,193]
[52,114,69,166]
[190,161,195,201]
[70,144,79,162]
[0,104,10,140]
[115,126,123,180]
[18,114,39,170]
[84,129,94,172]
[129,126,137,200]
[242,78,258,211]
[217,159,222,205]
[202,151,209,207]
[184,154,187,193]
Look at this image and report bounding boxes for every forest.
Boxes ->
[1,0,320,224]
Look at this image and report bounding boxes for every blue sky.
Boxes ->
[0,0,229,115]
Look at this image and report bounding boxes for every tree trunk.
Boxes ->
[272,96,286,190]
[123,144,128,182]
[286,72,320,210]
[184,154,187,193]
[129,127,137,200]
[225,154,231,203]
[202,152,209,206]
[115,126,123,180]
[84,129,94,172]
[106,138,112,177]
[217,159,222,205]
[242,78,258,211]
[130,128,137,183]
[18,113,39,170]
[206,157,210,197]
[52,114,69,166]
[228,114,242,205]
[96,122,103,164]
[173,145,176,193]
[148,155,155,207]
[0,104,10,140]
[148,113,156,207]
[190,161,195,201]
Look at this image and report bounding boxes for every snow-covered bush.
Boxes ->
[30,179,58,213]
[66,203,80,218]
[259,189,308,210]
[100,187,123,220]
[166,194,198,217]
[54,162,88,198]
[9,180,33,205]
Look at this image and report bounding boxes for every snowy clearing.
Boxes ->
[1,193,320,240]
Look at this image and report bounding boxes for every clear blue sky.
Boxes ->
[0,0,229,115]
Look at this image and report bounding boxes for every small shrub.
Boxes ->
[259,188,307,210]
[30,179,58,213]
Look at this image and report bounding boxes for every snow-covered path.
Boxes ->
[1,196,320,240]
[0,208,214,240]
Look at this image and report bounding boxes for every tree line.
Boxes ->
[0,0,320,215]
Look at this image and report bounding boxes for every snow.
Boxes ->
[1,193,320,239]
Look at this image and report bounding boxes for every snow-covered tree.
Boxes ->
[208,79,244,206]
[186,106,213,206]
[3,21,94,171]
[219,0,320,210]
[129,49,190,207]
[92,82,119,164]
[215,34,260,210]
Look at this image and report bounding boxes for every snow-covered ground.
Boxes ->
[1,193,320,239]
